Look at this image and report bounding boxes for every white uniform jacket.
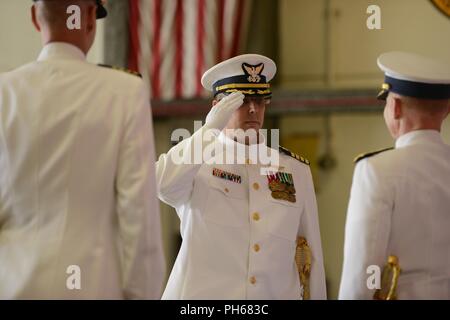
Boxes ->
[339,130,450,300]
[0,43,165,299]
[157,128,326,299]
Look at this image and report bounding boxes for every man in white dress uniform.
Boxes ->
[0,0,165,299]
[156,54,327,300]
[339,52,450,300]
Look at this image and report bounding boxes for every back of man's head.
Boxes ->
[399,95,449,121]
[388,93,450,137]
[32,0,98,54]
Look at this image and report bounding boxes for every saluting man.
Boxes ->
[156,54,327,300]
[0,0,165,299]
[339,52,450,300]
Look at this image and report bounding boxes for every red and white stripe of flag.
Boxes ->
[128,0,251,101]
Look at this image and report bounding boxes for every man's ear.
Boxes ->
[393,97,403,120]
[86,4,96,33]
[31,5,41,32]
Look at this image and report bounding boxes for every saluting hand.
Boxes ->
[205,92,245,131]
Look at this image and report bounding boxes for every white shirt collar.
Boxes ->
[395,130,443,148]
[37,42,86,62]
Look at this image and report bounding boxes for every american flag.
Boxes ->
[128,0,252,101]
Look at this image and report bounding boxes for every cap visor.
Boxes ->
[377,90,388,101]
[96,5,107,19]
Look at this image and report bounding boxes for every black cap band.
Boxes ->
[95,0,107,19]
[379,75,450,100]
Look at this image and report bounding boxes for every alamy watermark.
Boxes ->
[66,265,81,290]
[366,265,381,290]
[170,122,281,175]
[66,5,81,30]
[367,5,382,30]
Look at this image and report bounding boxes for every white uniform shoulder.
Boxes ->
[279,146,310,166]
[85,63,145,94]
[353,147,394,164]
[353,147,402,180]
[3,61,143,89]
[0,61,36,80]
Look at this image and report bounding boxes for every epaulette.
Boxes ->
[279,146,310,166]
[97,64,142,78]
[353,147,394,164]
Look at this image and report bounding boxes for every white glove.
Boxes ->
[205,92,245,131]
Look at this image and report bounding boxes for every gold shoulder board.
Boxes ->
[279,146,310,166]
[97,64,142,78]
[353,147,393,164]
